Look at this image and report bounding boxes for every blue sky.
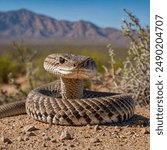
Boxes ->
[0,0,149,28]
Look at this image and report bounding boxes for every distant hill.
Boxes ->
[0,9,130,47]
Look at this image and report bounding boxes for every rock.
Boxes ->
[61,143,67,147]
[23,136,29,141]
[102,133,106,136]
[43,136,51,141]
[42,142,47,147]
[111,130,119,138]
[141,128,150,134]
[90,137,101,143]
[51,138,57,143]
[41,132,47,136]
[23,125,39,132]
[94,125,101,131]
[144,128,150,134]
[119,135,127,139]
[60,130,72,140]
[0,136,12,144]
[84,135,90,138]
[69,144,75,147]
[17,136,24,142]
[114,126,122,132]
[130,131,135,135]
[26,132,37,137]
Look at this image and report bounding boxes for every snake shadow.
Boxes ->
[102,114,150,127]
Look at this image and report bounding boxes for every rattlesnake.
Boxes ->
[0,53,135,125]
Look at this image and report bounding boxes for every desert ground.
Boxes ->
[0,105,149,150]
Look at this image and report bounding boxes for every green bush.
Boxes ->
[0,53,20,83]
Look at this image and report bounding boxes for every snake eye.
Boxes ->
[59,57,65,64]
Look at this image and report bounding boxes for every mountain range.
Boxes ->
[0,9,130,47]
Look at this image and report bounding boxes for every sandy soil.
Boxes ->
[0,106,149,150]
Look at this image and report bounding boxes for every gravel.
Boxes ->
[0,106,149,150]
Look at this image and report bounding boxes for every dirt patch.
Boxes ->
[0,106,149,150]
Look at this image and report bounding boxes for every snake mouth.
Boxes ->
[44,63,97,79]
[59,69,97,79]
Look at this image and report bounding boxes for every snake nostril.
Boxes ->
[73,64,76,67]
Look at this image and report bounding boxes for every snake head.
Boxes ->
[44,53,97,79]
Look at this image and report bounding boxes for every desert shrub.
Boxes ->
[11,41,38,90]
[101,9,150,106]
[121,10,149,106]
[0,42,40,104]
[0,53,20,83]
[0,42,47,104]
[8,41,56,89]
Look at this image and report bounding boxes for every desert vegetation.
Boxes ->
[0,10,149,106]
[96,9,150,106]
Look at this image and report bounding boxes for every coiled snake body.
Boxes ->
[0,54,135,125]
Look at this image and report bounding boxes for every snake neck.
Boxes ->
[60,77,84,99]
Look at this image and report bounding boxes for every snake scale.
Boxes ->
[0,53,135,125]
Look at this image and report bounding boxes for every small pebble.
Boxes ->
[26,132,36,137]
[141,128,150,134]
[69,144,75,147]
[91,137,101,143]
[60,130,72,140]
[0,136,12,144]
[42,132,46,136]
[94,125,101,131]
[43,136,51,141]
[51,138,57,143]
[17,136,24,142]
[42,142,47,147]
[23,125,39,132]
[86,124,91,129]
[23,136,29,141]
